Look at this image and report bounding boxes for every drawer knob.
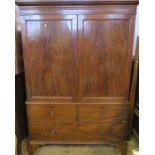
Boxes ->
[100,129,104,136]
[100,112,106,118]
[49,111,55,116]
[51,130,56,135]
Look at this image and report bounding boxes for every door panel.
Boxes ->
[78,14,131,98]
[22,15,77,100]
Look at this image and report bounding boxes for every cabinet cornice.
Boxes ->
[15,0,139,6]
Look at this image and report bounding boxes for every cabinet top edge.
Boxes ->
[15,0,139,6]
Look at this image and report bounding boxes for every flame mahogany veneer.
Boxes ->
[16,0,138,154]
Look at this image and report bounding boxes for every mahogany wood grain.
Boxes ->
[21,15,77,101]
[27,104,77,123]
[29,122,127,141]
[19,5,137,16]
[29,96,127,102]
[78,14,133,98]
[17,1,138,155]
[26,102,129,124]
[79,104,129,123]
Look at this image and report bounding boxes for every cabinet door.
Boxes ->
[78,14,135,100]
[21,15,77,101]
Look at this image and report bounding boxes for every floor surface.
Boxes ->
[21,136,138,155]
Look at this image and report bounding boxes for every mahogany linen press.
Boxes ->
[15,0,139,154]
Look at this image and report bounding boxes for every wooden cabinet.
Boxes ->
[16,0,138,155]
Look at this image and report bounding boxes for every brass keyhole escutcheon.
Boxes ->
[44,24,47,28]
[51,130,56,135]
[100,129,104,136]
[100,112,106,118]
[49,111,55,116]
[122,120,127,124]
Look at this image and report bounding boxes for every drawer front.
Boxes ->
[27,104,76,123]
[79,104,129,123]
[29,122,127,141]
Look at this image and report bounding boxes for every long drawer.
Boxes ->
[29,122,128,141]
[27,104,77,123]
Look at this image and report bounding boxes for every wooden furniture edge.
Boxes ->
[28,139,127,155]
[15,0,139,6]
[128,37,139,137]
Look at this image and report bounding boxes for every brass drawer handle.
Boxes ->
[49,111,55,116]
[44,24,47,28]
[100,112,106,118]
[122,120,127,124]
[50,129,56,135]
[100,129,104,136]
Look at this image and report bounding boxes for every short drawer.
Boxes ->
[29,123,78,141]
[79,104,129,123]
[29,122,127,141]
[27,104,76,123]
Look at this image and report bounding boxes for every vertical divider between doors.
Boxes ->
[77,15,84,102]
[76,14,80,102]
[72,15,78,102]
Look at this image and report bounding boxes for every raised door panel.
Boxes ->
[78,14,134,99]
[21,15,77,101]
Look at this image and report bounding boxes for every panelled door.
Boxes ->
[22,13,134,102]
[22,15,78,101]
[78,14,134,101]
